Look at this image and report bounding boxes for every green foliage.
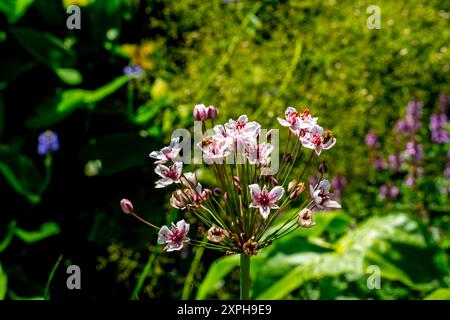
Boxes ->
[198,212,448,300]
[0,262,7,300]
[0,0,34,24]
[424,288,450,300]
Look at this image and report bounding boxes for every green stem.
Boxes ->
[182,244,205,299]
[131,249,158,300]
[240,254,250,300]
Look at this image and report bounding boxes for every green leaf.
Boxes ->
[55,68,83,85]
[0,262,7,300]
[133,96,173,125]
[253,212,448,299]
[0,162,41,204]
[424,289,450,300]
[0,0,34,24]
[255,252,362,300]
[84,75,129,104]
[26,75,129,129]
[10,27,75,68]
[14,222,61,244]
[196,255,240,300]
[0,221,17,254]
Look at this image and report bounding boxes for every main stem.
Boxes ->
[240,254,250,300]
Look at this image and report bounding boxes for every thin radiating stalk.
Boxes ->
[240,254,250,300]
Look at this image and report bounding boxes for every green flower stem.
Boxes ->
[131,248,159,300]
[240,254,250,300]
[182,244,205,299]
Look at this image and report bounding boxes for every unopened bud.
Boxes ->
[266,129,273,139]
[269,176,278,187]
[297,208,315,228]
[202,188,212,199]
[198,226,206,235]
[223,192,228,202]
[207,105,218,119]
[120,199,133,214]
[289,188,299,200]
[283,153,292,163]
[207,225,229,243]
[213,187,222,196]
[232,176,240,187]
[193,104,209,121]
[288,180,297,193]
[318,161,328,174]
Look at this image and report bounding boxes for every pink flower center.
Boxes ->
[165,167,179,180]
[311,135,323,146]
[257,191,271,207]
[169,228,185,243]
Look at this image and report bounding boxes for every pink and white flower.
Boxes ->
[149,137,181,164]
[225,115,261,148]
[249,184,285,219]
[155,161,183,188]
[157,219,190,252]
[278,107,318,134]
[246,142,274,166]
[300,125,336,155]
[310,180,341,210]
[199,135,231,164]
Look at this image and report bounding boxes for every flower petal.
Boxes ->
[248,184,261,197]
[176,219,190,236]
[259,206,271,219]
[324,199,341,209]
[158,226,171,244]
[269,186,285,201]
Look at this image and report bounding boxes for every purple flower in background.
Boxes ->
[388,154,404,171]
[406,175,415,186]
[123,64,143,79]
[390,185,399,199]
[379,184,399,200]
[405,141,423,163]
[365,131,378,148]
[430,113,449,144]
[332,176,347,199]
[372,157,387,170]
[445,164,450,180]
[396,100,423,135]
[406,100,423,119]
[38,130,60,155]
[379,184,389,199]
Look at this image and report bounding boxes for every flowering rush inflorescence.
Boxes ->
[121,104,340,256]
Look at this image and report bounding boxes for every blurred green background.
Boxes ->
[0,0,449,300]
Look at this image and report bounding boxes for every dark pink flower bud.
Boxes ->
[193,104,209,121]
[120,199,133,214]
[207,105,218,119]
[233,176,240,188]
[318,161,328,174]
[213,187,222,196]
[202,188,212,199]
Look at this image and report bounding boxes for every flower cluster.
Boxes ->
[122,105,340,255]
[366,95,450,201]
